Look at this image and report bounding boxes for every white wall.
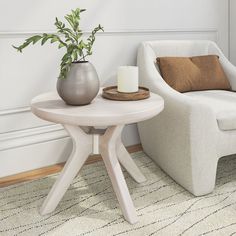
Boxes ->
[230,0,236,65]
[0,0,229,177]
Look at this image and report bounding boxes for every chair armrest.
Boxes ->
[146,72,217,129]
[139,65,218,154]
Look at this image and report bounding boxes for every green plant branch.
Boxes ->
[13,8,103,79]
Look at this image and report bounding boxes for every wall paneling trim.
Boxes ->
[0,0,229,177]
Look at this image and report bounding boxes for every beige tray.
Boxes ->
[102,86,150,101]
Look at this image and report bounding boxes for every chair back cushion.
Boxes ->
[156,55,231,92]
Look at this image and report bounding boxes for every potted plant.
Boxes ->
[13,8,104,105]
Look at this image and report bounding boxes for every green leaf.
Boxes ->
[65,15,74,29]
[31,35,42,44]
[41,34,54,45]
[58,43,65,49]
[77,48,83,57]
[41,37,48,45]
[72,50,78,61]
[77,32,82,39]
[12,34,43,52]
[62,53,70,62]
[51,37,58,43]
[12,45,22,52]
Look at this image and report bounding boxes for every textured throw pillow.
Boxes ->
[156,55,231,92]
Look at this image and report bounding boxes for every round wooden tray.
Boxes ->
[102,86,150,101]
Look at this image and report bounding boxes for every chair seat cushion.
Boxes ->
[184,90,236,131]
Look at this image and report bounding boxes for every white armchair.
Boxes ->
[137,40,236,196]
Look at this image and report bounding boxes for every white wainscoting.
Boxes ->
[0,0,229,177]
[0,29,218,178]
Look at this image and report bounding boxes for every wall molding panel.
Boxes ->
[0,106,30,116]
[0,28,218,37]
[0,0,229,178]
[0,124,66,151]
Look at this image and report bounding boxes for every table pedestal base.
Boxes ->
[40,125,146,224]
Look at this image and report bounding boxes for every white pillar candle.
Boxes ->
[117,66,139,93]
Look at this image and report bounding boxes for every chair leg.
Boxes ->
[40,125,92,215]
[190,158,218,196]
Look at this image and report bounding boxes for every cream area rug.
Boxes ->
[1,151,236,236]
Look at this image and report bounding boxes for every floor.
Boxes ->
[1,151,236,236]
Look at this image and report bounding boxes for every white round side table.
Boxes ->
[31,89,164,224]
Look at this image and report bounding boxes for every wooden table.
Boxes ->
[31,90,164,224]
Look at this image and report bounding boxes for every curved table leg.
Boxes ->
[116,135,146,183]
[100,125,138,224]
[40,125,92,215]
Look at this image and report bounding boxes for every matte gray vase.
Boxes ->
[57,61,100,105]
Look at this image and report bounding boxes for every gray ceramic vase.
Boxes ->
[57,61,100,105]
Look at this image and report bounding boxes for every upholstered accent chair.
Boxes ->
[137,40,236,196]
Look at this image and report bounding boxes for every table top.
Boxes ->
[31,89,164,126]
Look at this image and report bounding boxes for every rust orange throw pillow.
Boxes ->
[156,55,231,92]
